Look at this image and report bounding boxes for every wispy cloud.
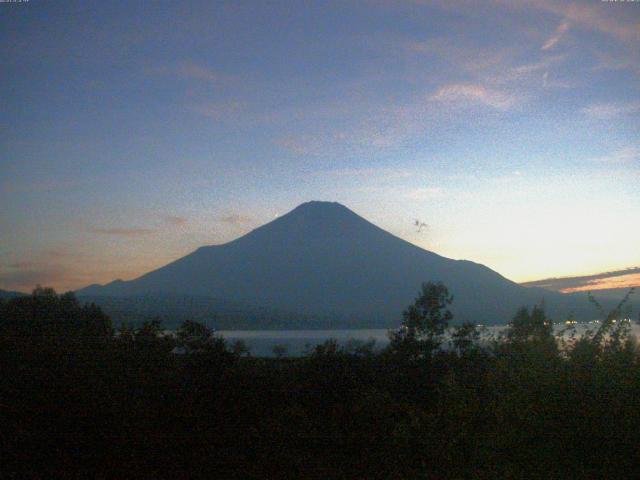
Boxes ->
[522,266,640,293]
[89,227,155,237]
[542,21,570,51]
[400,34,568,106]
[218,214,254,226]
[490,170,527,185]
[591,146,639,164]
[499,0,639,43]
[592,49,640,77]
[581,102,640,119]
[190,101,244,120]
[0,178,79,194]
[429,83,517,110]
[276,82,519,156]
[150,61,223,83]
[164,215,188,226]
[399,37,510,75]
[399,0,638,48]
[275,120,417,156]
[88,213,189,237]
[392,28,568,95]
[275,135,326,156]
[404,187,444,201]
[509,60,552,79]
[488,55,569,90]
[8,261,37,269]
[0,264,68,292]
[541,71,571,89]
[329,167,412,179]
[176,62,221,82]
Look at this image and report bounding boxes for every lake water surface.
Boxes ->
[218,323,640,357]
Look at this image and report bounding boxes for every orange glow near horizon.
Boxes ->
[560,273,640,294]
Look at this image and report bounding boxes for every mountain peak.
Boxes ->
[268,200,371,237]
[76,199,575,325]
[296,200,344,207]
[291,201,351,214]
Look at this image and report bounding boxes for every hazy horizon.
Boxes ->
[1,200,637,296]
[2,0,639,292]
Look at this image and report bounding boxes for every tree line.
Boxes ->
[0,283,638,478]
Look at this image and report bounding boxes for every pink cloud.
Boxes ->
[176,62,221,82]
[165,215,188,226]
[541,21,570,50]
[429,83,517,110]
[504,0,639,43]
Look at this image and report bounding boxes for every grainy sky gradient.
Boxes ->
[1,0,639,292]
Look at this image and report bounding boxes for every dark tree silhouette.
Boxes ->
[390,281,454,357]
[2,283,639,479]
[451,322,480,355]
[507,305,552,343]
[177,319,212,347]
[0,286,112,341]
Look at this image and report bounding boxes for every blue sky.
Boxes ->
[1,0,639,291]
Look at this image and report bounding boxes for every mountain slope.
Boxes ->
[77,201,598,325]
[0,289,27,299]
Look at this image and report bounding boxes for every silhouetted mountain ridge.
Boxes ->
[0,289,27,299]
[77,201,620,326]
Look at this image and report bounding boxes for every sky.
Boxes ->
[523,267,640,293]
[1,0,639,293]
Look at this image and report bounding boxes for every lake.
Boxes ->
[217,323,640,357]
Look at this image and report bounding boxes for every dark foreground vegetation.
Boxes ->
[1,285,639,479]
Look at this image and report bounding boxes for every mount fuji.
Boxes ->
[77,201,596,327]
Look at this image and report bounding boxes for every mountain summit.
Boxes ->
[78,201,568,325]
